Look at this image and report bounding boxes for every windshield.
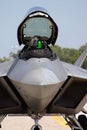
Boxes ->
[23,17,53,38]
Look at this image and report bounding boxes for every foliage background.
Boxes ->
[51,43,87,69]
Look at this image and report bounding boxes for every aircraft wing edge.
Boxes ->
[0,60,13,77]
[61,61,87,79]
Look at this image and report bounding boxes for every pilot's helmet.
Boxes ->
[17,7,58,46]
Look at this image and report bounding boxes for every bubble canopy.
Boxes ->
[17,7,58,45]
[23,17,52,38]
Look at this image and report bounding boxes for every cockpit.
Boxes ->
[17,7,58,60]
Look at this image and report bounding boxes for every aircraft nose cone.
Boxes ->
[8,58,67,113]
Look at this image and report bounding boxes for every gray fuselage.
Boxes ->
[8,57,67,113]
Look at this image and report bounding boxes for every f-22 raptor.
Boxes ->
[0,7,87,130]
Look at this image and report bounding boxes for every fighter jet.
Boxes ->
[0,6,87,130]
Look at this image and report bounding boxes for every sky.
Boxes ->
[0,0,87,58]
